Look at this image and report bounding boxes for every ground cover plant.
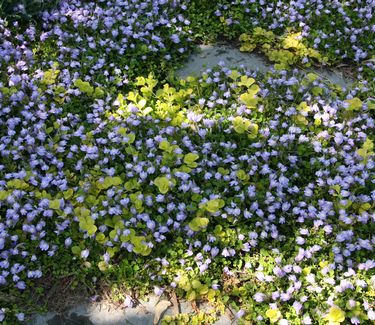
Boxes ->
[0,0,374,324]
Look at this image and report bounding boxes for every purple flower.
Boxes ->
[254,292,267,302]
[236,309,245,318]
[154,286,163,296]
[16,313,25,321]
[39,241,49,251]
[211,247,219,257]
[81,249,89,259]
[293,301,303,314]
[15,281,26,290]
[170,34,180,44]
[65,238,72,247]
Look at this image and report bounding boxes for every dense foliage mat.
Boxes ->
[0,0,374,324]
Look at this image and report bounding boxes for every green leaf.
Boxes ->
[136,76,146,86]
[76,207,90,218]
[238,76,255,88]
[188,217,209,231]
[239,87,259,108]
[184,153,199,168]
[107,247,118,257]
[111,177,122,186]
[7,179,29,190]
[293,114,309,128]
[191,280,202,289]
[359,203,371,213]
[331,185,341,194]
[126,133,136,144]
[120,234,130,242]
[236,170,249,181]
[0,191,9,201]
[366,99,375,110]
[142,107,153,115]
[357,148,367,159]
[363,138,374,151]
[71,246,81,255]
[154,176,170,194]
[131,236,152,256]
[311,87,323,96]
[186,290,196,301]
[85,195,97,205]
[117,127,127,136]
[248,123,259,139]
[98,261,108,272]
[94,87,105,98]
[127,91,138,102]
[306,73,318,82]
[204,199,225,213]
[96,233,106,244]
[41,68,60,85]
[218,167,229,175]
[63,189,74,200]
[346,97,362,111]
[109,230,117,239]
[49,199,61,210]
[114,220,125,230]
[79,213,95,233]
[229,70,241,80]
[138,245,152,256]
[207,289,216,300]
[198,285,209,295]
[159,140,171,152]
[239,42,256,52]
[124,178,140,191]
[357,138,374,164]
[74,79,94,96]
[99,176,122,189]
[86,224,97,236]
[137,98,147,109]
[233,116,251,134]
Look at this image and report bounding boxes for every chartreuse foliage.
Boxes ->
[239,28,328,69]
[74,79,105,99]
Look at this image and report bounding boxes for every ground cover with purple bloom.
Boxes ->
[186,1,374,64]
[0,0,374,324]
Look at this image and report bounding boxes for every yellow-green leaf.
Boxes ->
[229,70,240,80]
[96,233,106,244]
[236,170,249,181]
[204,199,225,213]
[98,261,108,272]
[87,224,97,236]
[71,246,81,255]
[7,179,29,190]
[184,153,199,168]
[233,116,251,134]
[49,199,61,210]
[159,140,171,152]
[154,176,170,194]
[346,97,362,111]
[238,76,255,88]
[63,189,74,200]
[191,280,202,289]
[0,191,9,201]
[188,217,209,231]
